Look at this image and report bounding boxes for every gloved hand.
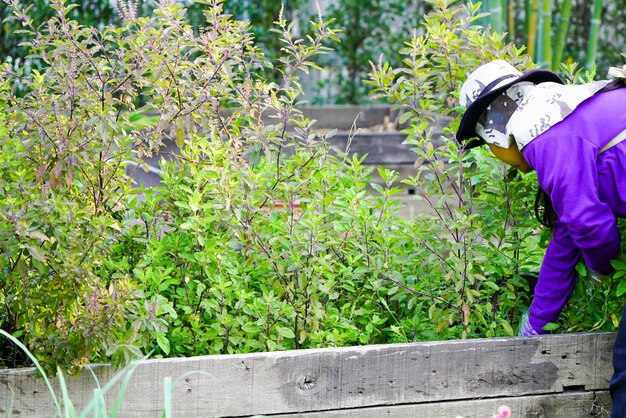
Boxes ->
[518,311,539,336]
[589,267,613,286]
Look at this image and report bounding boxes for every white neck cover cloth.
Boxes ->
[476,79,610,150]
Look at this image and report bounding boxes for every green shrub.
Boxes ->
[0,0,154,371]
[367,0,543,339]
[125,0,545,357]
[0,0,339,371]
[129,142,414,355]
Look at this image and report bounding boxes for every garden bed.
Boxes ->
[3,4,623,417]
[0,332,615,417]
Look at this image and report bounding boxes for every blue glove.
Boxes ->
[518,311,539,336]
[589,267,613,286]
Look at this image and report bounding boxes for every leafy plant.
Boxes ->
[0,0,151,372]
[0,0,120,73]
[0,0,306,95]
[368,0,545,338]
[0,0,339,371]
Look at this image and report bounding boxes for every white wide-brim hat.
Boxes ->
[456,60,564,148]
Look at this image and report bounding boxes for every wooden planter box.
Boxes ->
[0,332,616,417]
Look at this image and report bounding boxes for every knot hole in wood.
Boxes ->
[298,375,317,390]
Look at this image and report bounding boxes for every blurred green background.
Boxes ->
[1,0,625,104]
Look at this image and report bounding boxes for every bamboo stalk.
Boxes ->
[482,0,492,30]
[490,0,504,33]
[535,9,544,65]
[525,0,531,36]
[527,0,540,59]
[491,0,506,33]
[585,0,604,70]
[507,0,515,40]
[541,0,552,68]
[501,0,508,35]
[552,0,572,71]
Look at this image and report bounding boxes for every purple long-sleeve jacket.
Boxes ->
[521,87,626,333]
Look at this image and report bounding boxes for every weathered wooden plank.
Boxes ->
[220,105,409,130]
[272,391,612,418]
[0,333,616,417]
[131,132,425,188]
[327,132,420,164]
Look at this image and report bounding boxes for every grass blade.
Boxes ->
[0,329,63,417]
[88,368,107,417]
[6,383,15,418]
[78,355,148,418]
[57,367,77,417]
[163,376,173,418]
[93,388,106,418]
[107,358,145,418]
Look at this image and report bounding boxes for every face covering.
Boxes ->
[476,82,535,148]
[476,80,610,150]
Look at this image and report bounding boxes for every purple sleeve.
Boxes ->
[528,221,579,332]
[524,135,621,332]
[526,135,620,274]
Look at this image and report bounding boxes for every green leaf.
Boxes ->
[175,126,185,149]
[575,262,587,277]
[161,302,178,319]
[242,323,259,333]
[213,339,224,352]
[428,304,438,320]
[542,322,560,332]
[500,319,514,336]
[276,326,295,339]
[180,222,194,230]
[398,111,413,125]
[482,281,499,291]
[617,279,626,297]
[196,282,207,297]
[28,230,50,242]
[370,182,384,193]
[156,332,171,355]
[25,245,46,263]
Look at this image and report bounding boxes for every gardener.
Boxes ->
[455,59,626,417]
